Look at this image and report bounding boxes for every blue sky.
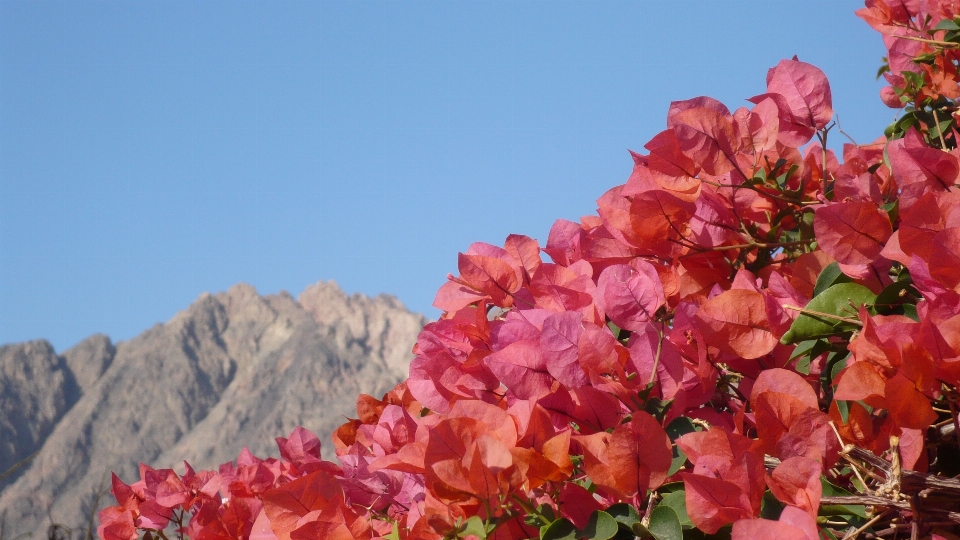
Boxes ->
[1,1,892,351]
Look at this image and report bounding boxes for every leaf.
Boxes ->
[558,483,605,530]
[872,278,917,315]
[812,262,852,297]
[750,368,819,410]
[658,490,695,529]
[628,191,697,249]
[461,516,487,539]
[670,105,739,176]
[457,248,522,306]
[833,361,885,403]
[936,18,960,31]
[760,491,785,521]
[276,426,322,466]
[605,412,673,498]
[764,58,833,130]
[596,261,666,332]
[696,289,778,359]
[730,518,809,540]
[97,507,137,540]
[540,518,578,540]
[665,417,697,475]
[581,511,619,540]
[814,202,892,265]
[631,522,653,538]
[648,506,683,540]
[929,227,960,290]
[680,473,754,534]
[887,128,960,207]
[504,234,542,281]
[262,471,346,540]
[780,283,876,344]
[765,456,822,516]
[885,373,939,429]
[541,311,589,389]
[604,503,641,529]
[483,340,554,400]
[819,479,867,518]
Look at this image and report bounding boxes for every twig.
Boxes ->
[640,490,657,529]
[648,321,665,387]
[833,423,873,490]
[835,115,859,146]
[889,34,960,48]
[932,108,948,150]
[842,510,890,540]
[821,496,908,509]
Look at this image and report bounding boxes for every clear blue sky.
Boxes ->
[1,1,891,351]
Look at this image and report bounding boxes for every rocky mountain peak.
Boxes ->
[0,281,426,537]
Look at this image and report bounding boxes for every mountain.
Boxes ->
[0,281,426,538]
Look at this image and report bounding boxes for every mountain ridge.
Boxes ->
[0,281,426,537]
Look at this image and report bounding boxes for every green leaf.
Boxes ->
[835,399,850,423]
[632,522,653,538]
[461,516,487,539]
[935,18,960,31]
[876,62,890,80]
[536,504,558,525]
[820,478,867,518]
[880,199,899,226]
[604,503,641,529]
[794,355,812,375]
[780,283,876,344]
[664,417,696,475]
[581,511,619,540]
[643,396,674,422]
[790,339,818,360]
[648,506,683,540]
[383,523,400,540]
[873,279,918,315]
[665,417,697,440]
[790,338,831,375]
[903,70,924,90]
[760,490,784,520]
[540,518,578,540]
[812,262,852,297]
[820,350,851,401]
[607,320,625,341]
[657,490,694,529]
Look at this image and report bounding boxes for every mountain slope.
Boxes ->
[0,281,425,537]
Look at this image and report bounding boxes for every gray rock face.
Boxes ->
[0,340,77,485]
[0,281,425,538]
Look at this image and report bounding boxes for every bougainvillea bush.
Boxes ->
[99,2,960,539]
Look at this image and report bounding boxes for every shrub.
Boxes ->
[99,2,960,539]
